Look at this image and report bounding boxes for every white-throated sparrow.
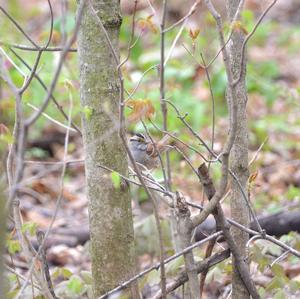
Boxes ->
[129,133,170,169]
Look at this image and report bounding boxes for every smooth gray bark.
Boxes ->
[226,1,250,298]
[77,1,138,297]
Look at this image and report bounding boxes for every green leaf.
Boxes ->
[63,79,74,90]
[67,276,83,294]
[271,264,289,283]
[223,262,233,274]
[52,267,73,280]
[286,185,300,201]
[82,105,93,120]
[8,273,18,283]
[271,264,285,277]
[7,239,21,255]
[62,267,73,279]
[251,244,270,272]
[266,276,283,291]
[60,268,73,279]
[51,268,61,280]
[111,171,121,189]
[241,9,254,25]
[0,132,14,144]
[26,147,49,159]
[21,222,37,236]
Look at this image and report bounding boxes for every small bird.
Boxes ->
[129,133,170,169]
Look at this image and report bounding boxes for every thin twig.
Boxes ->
[200,53,215,176]
[19,50,43,94]
[175,192,200,298]
[36,231,58,299]
[163,98,263,233]
[98,231,222,299]
[0,46,26,77]
[14,3,85,295]
[163,0,201,33]
[187,201,300,258]
[232,0,277,87]
[197,164,260,298]
[5,265,41,290]
[89,1,168,295]
[118,0,138,69]
[142,121,168,188]
[159,0,171,196]
[0,6,39,48]
[125,64,159,102]
[19,0,54,95]
[26,102,77,132]
[152,249,230,299]
[97,163,172,198]
[8,47,81,134]
[0,42,77,52]
[164,1,201,66]
[25,0,85,127]
[16,81,73,299]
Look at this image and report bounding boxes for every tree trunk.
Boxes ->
[0,167,6,297]
[0,55,7,295]
[226,1,250,298]
[77,1,138,297]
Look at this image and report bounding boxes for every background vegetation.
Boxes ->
[1,0,300,298]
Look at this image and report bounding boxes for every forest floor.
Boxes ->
[3,0,300,298]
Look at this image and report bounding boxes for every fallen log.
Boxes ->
[195,210,300,241]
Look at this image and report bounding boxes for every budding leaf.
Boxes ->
[67,276,84,294]
[189,28,200,40]
[232,21,248,35]
[126,99,155,122]
[111,171,121,189]
[82,105,93,120]
[248,171,258,184]
[138,15,158,33]
[21,222,38,236]
[0,123,13,144]
[7,239,21,255]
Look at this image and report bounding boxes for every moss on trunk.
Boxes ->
[77,1,137,297]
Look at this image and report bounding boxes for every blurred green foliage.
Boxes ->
[1,3,300,298]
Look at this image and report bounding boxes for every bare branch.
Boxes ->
[25,0,85,127]
[118,0,138,69]
[125,64,159,102]
[9,47,81,134]
[98,231,223,299]
[151,249,230,299]
[14,3,85,293]
[36,231,58,299]
[197,163,260,298]
[18,0,54,95]
[163,0,201,33]
[159,0,171,194]
[0,6,39,48]
[1,42,77,52]
[232,0,278,87]
[164,1,201,66]
[175,193,200,298]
